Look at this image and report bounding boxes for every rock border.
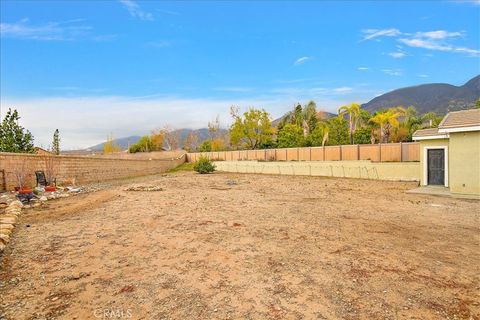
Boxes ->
[0,200,23,252]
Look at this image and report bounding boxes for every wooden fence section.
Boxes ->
[187,142,420,163]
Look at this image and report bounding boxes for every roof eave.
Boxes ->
[438,125,480,133]
[413,134,449,141]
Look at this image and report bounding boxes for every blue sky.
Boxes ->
[1,0,479,149]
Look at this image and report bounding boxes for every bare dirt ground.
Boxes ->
[0,171,479,320]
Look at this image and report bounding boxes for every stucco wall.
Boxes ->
[449,131,480,196]
[0,152,186,191]
[214,160,420,182]
[418,139,450,187]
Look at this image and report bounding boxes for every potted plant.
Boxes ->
[12,159,33,194]
[44,156,58,192]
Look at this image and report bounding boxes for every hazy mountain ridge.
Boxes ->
[86,128,228,151]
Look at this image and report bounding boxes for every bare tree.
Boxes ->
[183,130,199,152]
[11,158,32,189]
[44,156,58,186]
[162,125,181,150]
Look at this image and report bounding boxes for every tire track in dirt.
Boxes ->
[22,190,120,223]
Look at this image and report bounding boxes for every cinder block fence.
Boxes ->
[0,152,186,191]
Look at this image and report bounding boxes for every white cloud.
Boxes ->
[361,27,479,57]
[399,37,480,56]
[119,0,154,21]
[357,67,369,71]
[333,87,353,93]
[414,30,463,40]
[92,34,118,42]
[214,87,253,93]
[417,74,429,78]
[362,28,401,41]
[294,56,312,65]
[0,18,92,41]
[145,40,172,48]
[382,69,403,76]
[450,0,480,5]
[388,51,406,58]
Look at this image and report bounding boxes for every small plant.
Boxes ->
[193,156,216,174]
[44,156,58,186]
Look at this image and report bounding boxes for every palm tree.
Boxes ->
[369,109,401,143]
[338,103,361,144]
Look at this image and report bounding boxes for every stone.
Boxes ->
[9,200,24,209]
[0,217,16,224]
[0,228,12,236]
[39,196,48,202]
[0,233,10,243]
[0,242,5,252]
[0,223,15,231]
[5,208,20,216]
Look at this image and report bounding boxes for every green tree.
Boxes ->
[128,135,153,153]
[293,103,304,127]
[198,140,212,152]
[326,117,349,145]
[303,100,319,135]
[369,109,401,143]
[51,129,60,155]
[476,99,480,109]
[0,108,35,153]
[421,112,443,128]
[230,107,274,149]
[306,122,329,146]
[277,124,304,148]
[353,126,374,144]
[338,103,361,144]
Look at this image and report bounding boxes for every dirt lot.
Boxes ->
[0,171,479,320]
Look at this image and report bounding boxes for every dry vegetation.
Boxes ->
[0,172,479,319]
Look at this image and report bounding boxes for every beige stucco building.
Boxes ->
[413,109,480,198]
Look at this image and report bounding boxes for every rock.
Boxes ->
[39,196,48,202]
[0,217,16,225]
[0,223,15,231]
[0,233,10,243]
[0,228,12,236]
[0,242,5,251]
[9,200,24,209]
[5,208,20,216]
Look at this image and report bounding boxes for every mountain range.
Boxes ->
[76,75,479,152]
[87,128,227,151]
[362,75,479,115]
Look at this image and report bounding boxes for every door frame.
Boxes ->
[423,146,448,187]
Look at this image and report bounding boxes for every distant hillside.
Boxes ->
[89,136,142,151]
[85,128,228,151]
[362,75,480,115]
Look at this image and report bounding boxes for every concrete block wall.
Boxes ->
[0,152,185,191]
[214,160,421,182]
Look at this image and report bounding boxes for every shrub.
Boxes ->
[193,156,216,174]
